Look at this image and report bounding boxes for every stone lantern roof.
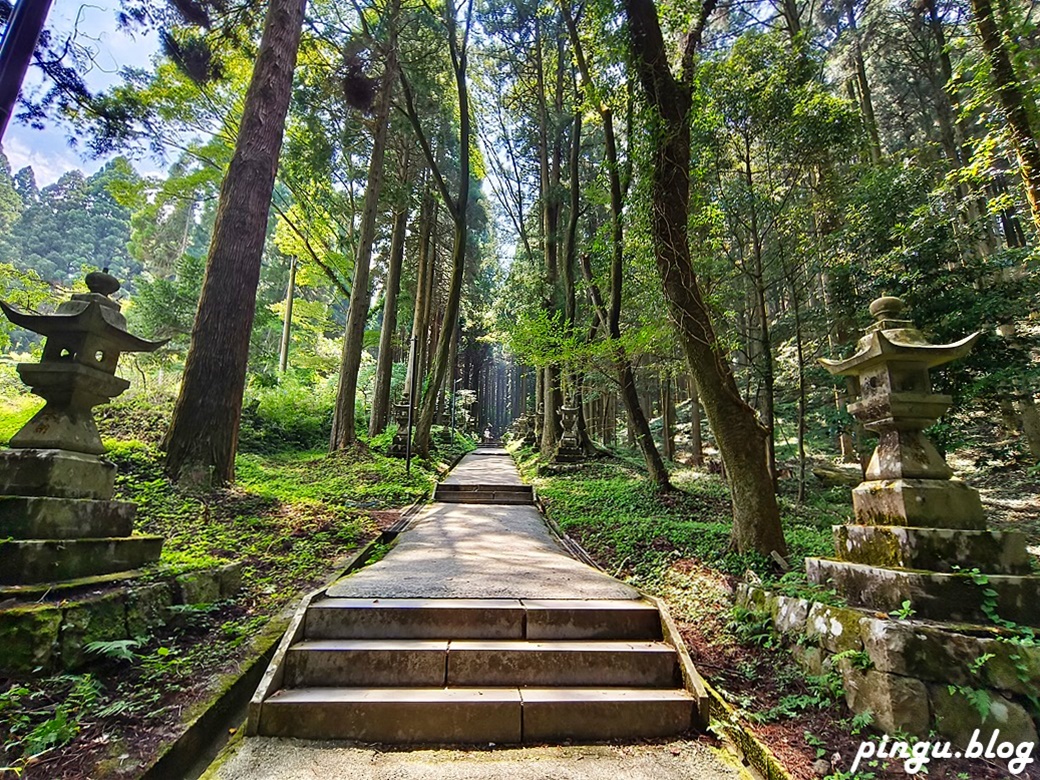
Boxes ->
[820,296,978,376]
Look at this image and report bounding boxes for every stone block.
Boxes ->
[736,584,768,612]
[806,557,1040,627]
[0,536,163,585]
[0,495,135,539]
[174,569,222,605]
[859,618,989,686]
[790,644,827,677]
[841,666,930,736]
[928,684,1039,747]
[217,562,243,597]
[771,595,810,636]
[835,525,1031,574]
[125,582,173,638]
[0,449,116,500]
[805,602,865,654]
[60,591,128,669]
[980,639,1040,697]
[852,478,985,530]
[0,604,62,672]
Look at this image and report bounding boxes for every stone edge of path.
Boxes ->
[140,499,426,780]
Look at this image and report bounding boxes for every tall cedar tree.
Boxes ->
[330,13,399,450]
[969,0,1040,233]
[623,0,788,557]
[162,0,307,485]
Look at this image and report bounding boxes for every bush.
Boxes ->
[239,372,337,453]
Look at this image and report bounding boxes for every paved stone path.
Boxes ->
[205,449,749,780]
[326,452,634,599]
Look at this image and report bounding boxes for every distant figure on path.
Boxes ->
[483,426,492,444]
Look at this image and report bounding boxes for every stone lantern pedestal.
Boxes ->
[806,297,1040,626]
[0,270,165,586]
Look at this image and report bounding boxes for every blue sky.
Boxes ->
[3,2,161,185]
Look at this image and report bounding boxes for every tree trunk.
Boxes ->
[406,189,435,393]
[408,0,472,457]
[369,176,410,436]
[580,253,671,489]
[162,0,307,486]
[623,0,787,557]
[330,44,397,450]
[278,256,297,373]
[662,374,675,461]
[689,375,704,466]
[970,0,1040,232]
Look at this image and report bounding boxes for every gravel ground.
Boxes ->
[203,736,756,780]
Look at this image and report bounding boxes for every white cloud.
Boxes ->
[2,131,101,186]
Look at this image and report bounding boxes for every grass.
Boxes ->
[515,443,842,586]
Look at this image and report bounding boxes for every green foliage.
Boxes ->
[1,675,101,771]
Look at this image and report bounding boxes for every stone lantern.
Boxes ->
[819,296,981,528]
[0,269,166,585]
[807,296,1040,626]
[553,403,583,463]
[388,393,411,457]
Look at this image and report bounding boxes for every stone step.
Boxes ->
[285,640,450,687]
[0,536,164,585]
[524,599,663,640]
[435,483,532,492]
[304,598,662,641]
[520,687,695,741]
[834,525,1032,574]
[256,686,694,743]
[434,493,535,505]
[0,496,135,539]
[284,639,679,688]
[257,687,522,743]
[446,640,679,687]
[806,557,1040,626]
[305,598,526,640]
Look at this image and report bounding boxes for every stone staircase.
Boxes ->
[249,596,698,743]
[433,483,535,505]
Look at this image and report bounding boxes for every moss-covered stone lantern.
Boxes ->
[819,295,981,528]
[2,268,166,455]
[0,270,166,586]
[807,296,1040,627]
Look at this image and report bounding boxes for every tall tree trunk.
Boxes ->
[689,375,704,466]
[846,0,881,162]
[278,256,297,373]
[406,189,435,393]
[661,374,675,460]
[581,253,671,489]
[369,170,410,436]
[163,0,307,485]
[330,42,397,450]
[563,4,667,483]
[970,0,1040,232]
[623,0,787,557]
[406,0,473,458]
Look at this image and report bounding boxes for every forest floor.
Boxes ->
[515,434,1040,780]
[0,393,473,779]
